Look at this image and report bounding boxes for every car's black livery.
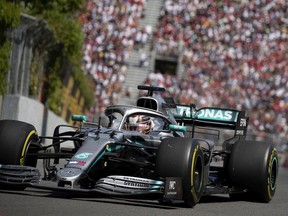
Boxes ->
[0,86,278,207]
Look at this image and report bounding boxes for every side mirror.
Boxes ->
[72,115,87,123]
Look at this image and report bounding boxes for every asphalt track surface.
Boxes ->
[0,167,287,216]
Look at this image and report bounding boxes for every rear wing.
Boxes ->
[167,104,248,136]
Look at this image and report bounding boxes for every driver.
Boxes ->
[125,115,153,134]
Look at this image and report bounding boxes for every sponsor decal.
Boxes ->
[197,109,235,121]
[175,106,195,117]
[122,176,150,187]
[165,177,182,199]
[240,118,247,127]
[75,152,93,159]
[236,130,244,135]
[167,191,177,195]
[175,106,238,122]
[169,180,176,190]
[123,176,150,183]
[69,161,86,166]
[60,170,77,176]
[77,161,86,166]
[69,161,78,164]
[124,181,149,188]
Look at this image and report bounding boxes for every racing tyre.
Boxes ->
[0,119,39,164]
[156,137,204,207]
[228,140,278,202]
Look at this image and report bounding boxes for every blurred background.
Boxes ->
[0,0,287,165]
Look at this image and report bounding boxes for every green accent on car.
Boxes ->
[106,144,125,152]
[75,152,93,159]
[169,124,187,132]
[72,115,87,122]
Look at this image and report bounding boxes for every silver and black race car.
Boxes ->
[0,86,278,207]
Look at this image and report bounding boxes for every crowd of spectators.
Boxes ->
[146,0,287,141]
[80,0,149,116]
[79,0,287,142]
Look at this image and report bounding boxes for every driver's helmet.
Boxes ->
[126,115,152,134]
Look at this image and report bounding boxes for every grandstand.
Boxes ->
[81,0,287,143]
[120,0,163,105]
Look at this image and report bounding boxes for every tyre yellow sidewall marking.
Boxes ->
[190,145,199,201]
[267,148,278,200]
[20,130,36,165]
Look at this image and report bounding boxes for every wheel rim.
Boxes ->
[270,156,278,191]
[194,154,203,193]
[20,130,37,165]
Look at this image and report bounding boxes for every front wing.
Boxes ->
[0,164,183,200]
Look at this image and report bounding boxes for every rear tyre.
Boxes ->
[228,140,278,202]
[156,137,204,207]
[0,120,38,190]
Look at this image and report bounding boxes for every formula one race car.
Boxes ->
[0,86,278,207]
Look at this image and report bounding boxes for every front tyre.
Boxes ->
[156,138,205,207]
[0,120,38,167]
